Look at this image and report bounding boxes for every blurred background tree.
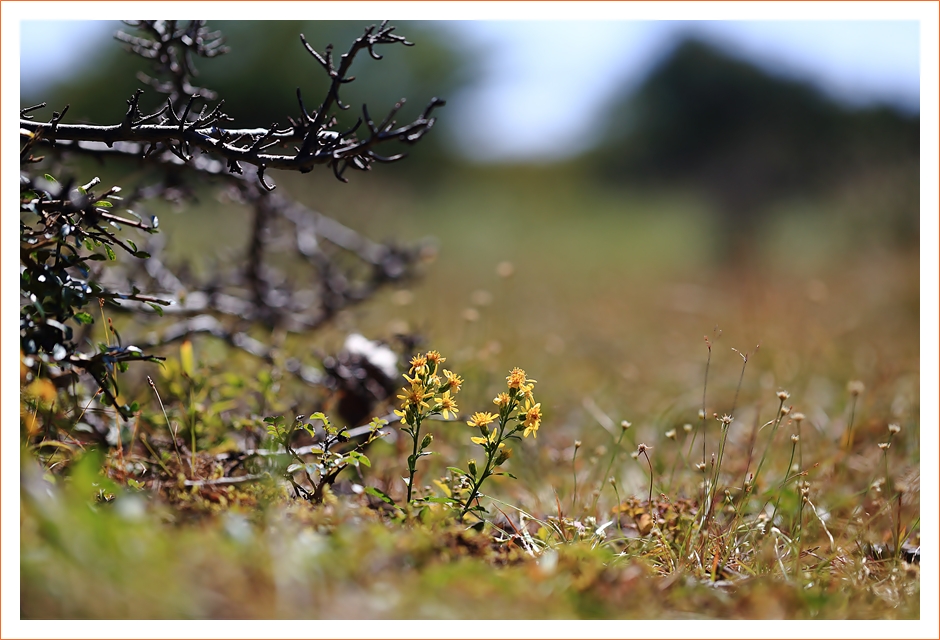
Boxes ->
[589,38,919,255]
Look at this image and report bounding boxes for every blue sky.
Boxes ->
[20,19,921,161]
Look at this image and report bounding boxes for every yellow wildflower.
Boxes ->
[437,390,459,420]
[519,399,542,438]
[409,354,428,374]
[442,369,463,393]
[506,367,536,390]
[426,350,445,366]
[471,428,505,449]
[397,385,433,412]
[493,392,511,408]
[467,411,498,428]
[520,382,535,403]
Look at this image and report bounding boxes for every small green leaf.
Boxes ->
[127,240,137,252]
[74,312,94,325]
[105,245,116,261]
[424,496,458,505]
[446,466,468,476]
[44,174,58,184]
[347,451,371,468]
[364,486,396,506]
[133,251,151,259]
[146,302,164,316]
[94,200,113,208]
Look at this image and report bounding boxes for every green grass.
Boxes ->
[20,166,920,620]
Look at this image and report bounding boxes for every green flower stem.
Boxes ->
[459,399,517,518]
[406,415,423,504]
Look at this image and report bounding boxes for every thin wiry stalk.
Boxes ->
[770,437,799,524]
[148,376,184,474]
[751,397,787,495]
[593,426,627,514]
[700,336,712,513]
[571,441,581,514]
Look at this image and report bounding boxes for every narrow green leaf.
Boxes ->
[364,486,396,505]
[105,245,116,261]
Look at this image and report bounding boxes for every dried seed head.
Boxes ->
[621,420,632,430]
[683,423,693,432]
[636,443,651,455]
[792,412,805,423]
[791,434,800,443]
[781,405,791,416]
[574,440,582,449]
[718,414,734,426]
[888,423,901,434]
[777,390,790,400]
[698,409,706,420]
[848,380,865,396]
[878,442,890,450]
[665,429,677,440]
[695,462,706,471]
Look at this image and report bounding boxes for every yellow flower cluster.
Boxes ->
[506,368,541,438]
[519,397,542,439]
[395,350,463,426]
[456,365,540,518]
[467,367,543,448]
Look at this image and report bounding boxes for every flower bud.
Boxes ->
[494,448,511,466]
